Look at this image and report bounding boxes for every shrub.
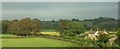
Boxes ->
[97,34,109,43]
[116,28,120,46]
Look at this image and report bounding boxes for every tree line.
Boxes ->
[2,17,120,47]
[2,17,118,36]
[2,18,41,36]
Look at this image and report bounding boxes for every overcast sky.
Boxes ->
[2,0,120,2]
[2,2,118,21]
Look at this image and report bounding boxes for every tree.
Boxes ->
[59,21,85,36]
[7,20,20,34]
[83,24,92,30]
[72,18,79,22]
[58,19,69,36]
[93,17,115,25]
[18,18,32,35]
[7,18,41,36]
[65,21,85,36]
[2,20,9,34]
[92,25,101,31]
[31,19,41,35]
[52,20,55,22]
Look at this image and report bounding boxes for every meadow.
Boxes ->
[2,29,76,47]
[2,38,75,47]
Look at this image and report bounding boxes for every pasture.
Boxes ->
[1,34,18,37]
[2,29,76,47]
[2,38,75,47]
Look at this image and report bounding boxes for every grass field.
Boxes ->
[2,29,76,47]
[41,29,56,32]
[1,31,74,47]
[1,34,18,37]
[2,38,75,47]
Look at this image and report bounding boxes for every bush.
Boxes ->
[97,42,106,47]
[97,34,109,43]
[74,37,98,47]
[116,28,120,46]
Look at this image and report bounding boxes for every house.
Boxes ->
[85,29,108,40]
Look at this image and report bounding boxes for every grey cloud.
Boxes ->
[2,2,118,21]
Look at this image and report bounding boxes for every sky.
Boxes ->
[1,2,119,21]
[2,0,120,2]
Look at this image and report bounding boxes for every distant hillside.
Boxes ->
[83,21,117,30]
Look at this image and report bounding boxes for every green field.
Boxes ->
[1,34,18,37]
[2,29,76,47]
[2,38,75,47]
[41,29,56,32]
[2,34,76,47]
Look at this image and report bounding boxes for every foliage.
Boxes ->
[97,21,118,31]
[58,19,69,36]
[65,35,119,47]
[97,34,109,43]
[92,17,117,31]
[72,18,79,22]
[63,36,98,47]
[83,24,92,30]
[41,21,59,29]
[2,20,9,34]
[66,21,85,35]
[41,29,56,32]
[92,25,101,30]
[6,18,41,36]
[93,17,115,25]
[79,17,118,30]
[97,34,119,47]
[117,28,120,35]
[59,21,85,36]
[80,20,93,30]
[116,28,120,46]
